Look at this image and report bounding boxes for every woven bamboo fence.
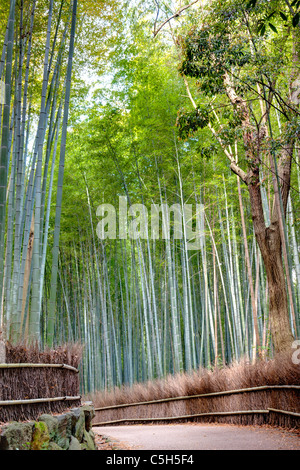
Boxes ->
[91,353,300,429]
[0,342,82,422]
[92,385,300,429]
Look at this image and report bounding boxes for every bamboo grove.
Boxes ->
[0,0,78,344]
[0,0,299,394]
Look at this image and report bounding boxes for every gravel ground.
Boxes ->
[93,423,300,451]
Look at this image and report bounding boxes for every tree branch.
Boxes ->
[230,161,249,183]
[182,75,249,183]
[153,0,200,37]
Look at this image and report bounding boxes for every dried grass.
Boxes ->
[0,341,83,423]
[5,340,83,368]
[89,353,300,429]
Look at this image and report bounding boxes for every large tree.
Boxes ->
[177,0,299,353]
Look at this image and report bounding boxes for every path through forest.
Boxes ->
[93,423,300,450]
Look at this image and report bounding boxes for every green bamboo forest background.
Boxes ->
[0,0,299,395]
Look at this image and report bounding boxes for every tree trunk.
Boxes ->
[248,182,294,354]
[223,67,295,355]
[264,236,294,353]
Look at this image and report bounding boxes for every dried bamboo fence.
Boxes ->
[91,353,300,429]
[0,342,82,422]
[92,385,300,429]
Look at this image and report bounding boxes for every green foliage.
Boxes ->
[179,27,252,96]
[176,106,211,140]
[0,0,296,387]
[44,1,286,388]
[245,0,300,34]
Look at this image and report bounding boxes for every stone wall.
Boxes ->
[0,403,97,450]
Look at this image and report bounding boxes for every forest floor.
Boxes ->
[93,423,300,450]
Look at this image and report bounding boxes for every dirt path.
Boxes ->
[93,423,300,450]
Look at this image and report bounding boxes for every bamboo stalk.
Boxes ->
[268,408,300,417]
[30,0,54,342]
[0,0,16,312]
[0,362,78,372]
[0,395,81,406]
[47,0,78,346]
[92,409,270,426]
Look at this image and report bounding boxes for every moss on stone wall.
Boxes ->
[0,403,96,451]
